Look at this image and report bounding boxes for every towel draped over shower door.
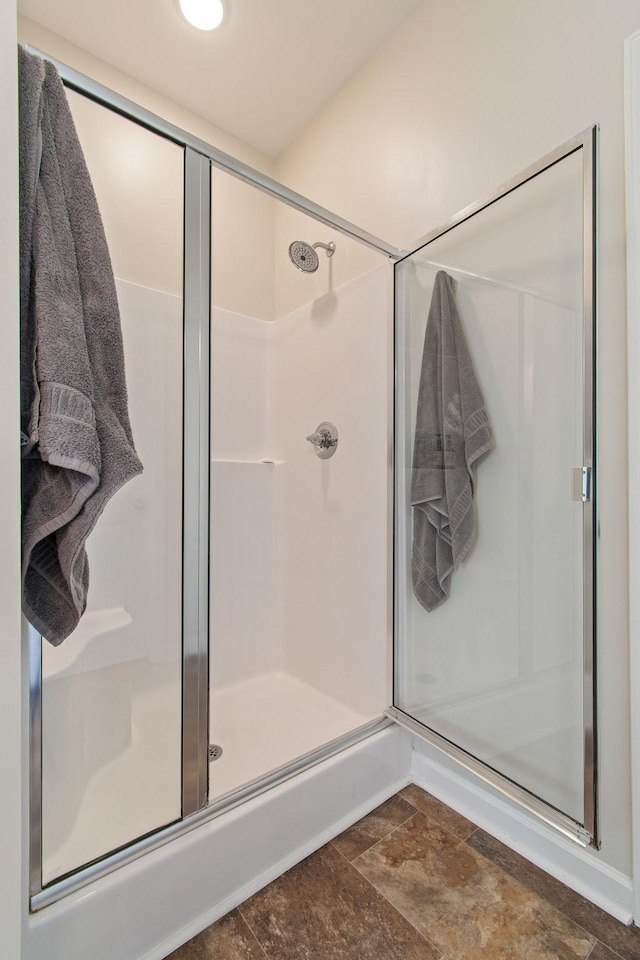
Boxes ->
[411,270,493,611]
[18,46,142,646]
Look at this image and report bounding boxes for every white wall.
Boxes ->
[18,16,276,320]
[211,170,275,320]
[65,89,184,297]
[17,17,272,173]
[275,0,639,879]
[0,1,24,955]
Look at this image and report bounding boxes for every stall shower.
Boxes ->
[22,43,597,960]
[208,211,388,800]
[35,73,390,887]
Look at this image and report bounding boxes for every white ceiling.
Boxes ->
[18,0,424,156]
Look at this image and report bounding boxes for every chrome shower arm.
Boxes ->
[312,241,336,257]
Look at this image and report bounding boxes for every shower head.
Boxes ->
[288,239,336,273]
[289,241,319,273]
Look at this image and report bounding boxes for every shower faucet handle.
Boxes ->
[306,429,336,449]
[306,422,339,459]
[306,431,332,448]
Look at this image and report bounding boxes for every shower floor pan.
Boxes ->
[41,670,371,885]
[209,671,372,801]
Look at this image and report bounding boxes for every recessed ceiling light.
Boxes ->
[179,0,224,31]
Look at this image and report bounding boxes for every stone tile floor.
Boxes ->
[167,784,640,959]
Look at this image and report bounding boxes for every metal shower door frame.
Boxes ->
[26,90,213,902]
[25,45,401,912]
[182,147,212,817]
[389,126,598,847]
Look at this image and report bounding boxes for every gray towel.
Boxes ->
[411,271,493,611]
[19,47,143,646]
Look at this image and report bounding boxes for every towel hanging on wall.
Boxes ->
[411,270,493,611]
[18,46,143,646]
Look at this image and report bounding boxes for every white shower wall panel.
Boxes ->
[270,267,390,719]
[211,307,271,461]
[39,278,184,671]
[210,461,283,689]
[210,307,284,689]
[208,279,390,797]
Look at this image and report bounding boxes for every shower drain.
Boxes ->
[208,744,223,762]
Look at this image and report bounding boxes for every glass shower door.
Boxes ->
[393,130,596,840]
[37,90,186,885]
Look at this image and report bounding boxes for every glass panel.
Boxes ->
[40,93,184,883]
[208,170,389,800]
[395,149,586,822]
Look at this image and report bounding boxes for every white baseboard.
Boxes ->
[146,775,410,960]
[26,723,633,960]
[145,773,413,960]
[411,739,634,924]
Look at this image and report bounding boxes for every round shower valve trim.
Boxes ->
[306,421,339,459]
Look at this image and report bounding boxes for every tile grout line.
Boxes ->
[234,795,426,959]
[461,831,632,958]
[329,804,418,860]
[336,786,473,866]
[585,940,627,960]
[235,904,272,960]
[332,813,445,959]
[348,797,475,868]
[350,800,596,959]
[587,940,626,960]
[350,792,599,955]
[216,788,609,960]
[400,787,479,845]
[349,859,445,959]
[329,790,482,947]
[236,833,446,960]
[336,810,417,864]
